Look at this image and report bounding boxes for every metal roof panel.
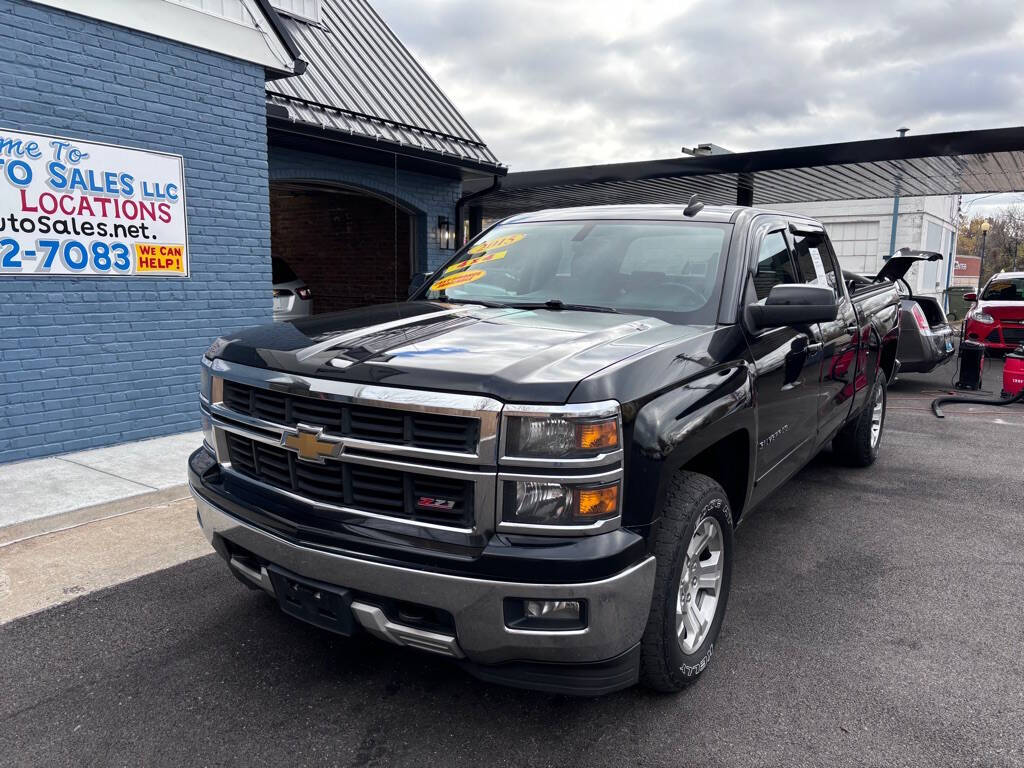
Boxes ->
[267,0,504,169]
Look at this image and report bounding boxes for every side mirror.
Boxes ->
[748,284,838,330]
[963,292,977,302]
[408,271,433,298]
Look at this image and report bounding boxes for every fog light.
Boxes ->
[504,597,587,630]
[525,599,580,621]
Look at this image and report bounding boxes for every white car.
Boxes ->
[272,256,312,322]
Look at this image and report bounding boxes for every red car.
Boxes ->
[964,271,1024,353]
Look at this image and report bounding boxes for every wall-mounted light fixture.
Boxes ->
[437,216,455,250]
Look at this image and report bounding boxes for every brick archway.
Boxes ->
[270,181,424,314]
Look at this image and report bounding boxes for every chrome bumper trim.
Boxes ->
[195,486,655,665]
[350,603,465,659]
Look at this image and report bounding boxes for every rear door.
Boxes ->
[788,223,860,443]
[744,222,821,500]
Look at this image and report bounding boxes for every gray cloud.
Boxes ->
[374,0,1024,170]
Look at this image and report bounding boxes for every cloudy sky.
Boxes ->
[374,0,1024,186]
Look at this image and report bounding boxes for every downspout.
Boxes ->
[943,195,959,312]
[887,128,910,258]
[455,175,500,249]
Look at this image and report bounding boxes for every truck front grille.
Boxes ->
[225,433,474,528]
[222,380,478,453]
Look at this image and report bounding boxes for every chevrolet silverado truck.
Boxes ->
[189,204,900,696]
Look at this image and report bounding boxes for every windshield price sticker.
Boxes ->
[468,233,524,254]
[431,269,487,292]
[444,250,506,274]
[0,129,188,278]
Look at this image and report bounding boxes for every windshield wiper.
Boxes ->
[507,298,621,314]
[431,297,509,308]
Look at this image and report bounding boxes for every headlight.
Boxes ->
[204,336,232,360]
[505,480,620,526]
[504,410,620,458]
[970,311,995,325]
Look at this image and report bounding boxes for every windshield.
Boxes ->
[422,220,731,322]
[981,277,1024,301]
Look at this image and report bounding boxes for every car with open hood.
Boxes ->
[846,249,955,374]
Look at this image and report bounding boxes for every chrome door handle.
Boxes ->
[805,342,823,354]
[846,324,859,335]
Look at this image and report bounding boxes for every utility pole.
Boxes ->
[887,127,910,257]
[978,220,991,284]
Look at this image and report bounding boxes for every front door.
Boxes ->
[744,224,822,502]
[788,226,859,442]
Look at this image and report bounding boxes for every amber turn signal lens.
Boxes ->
[577,419,618,451]
[575,484,619,518]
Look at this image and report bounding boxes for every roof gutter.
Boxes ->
[455,175,501,248]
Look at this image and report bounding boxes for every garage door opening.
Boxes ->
[270,183,416,317]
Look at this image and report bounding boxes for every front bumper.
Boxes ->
[192,485,655,672]
[965,320,1024,352]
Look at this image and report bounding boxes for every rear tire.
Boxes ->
[833,370,887,467]
[639,472,734,693]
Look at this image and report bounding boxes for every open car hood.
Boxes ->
[875,248,943,283]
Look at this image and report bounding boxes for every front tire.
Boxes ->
[833,370,887,467]
[640,472,734,693]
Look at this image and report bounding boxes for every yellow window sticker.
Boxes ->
[431,269,487,291]
[468,233,525,254]
[444,250,506,274]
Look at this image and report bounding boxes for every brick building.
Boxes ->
[0,0,504,463]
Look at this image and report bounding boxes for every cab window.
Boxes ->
[791,232,839,296]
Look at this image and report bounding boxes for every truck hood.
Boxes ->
[215,301,707,403]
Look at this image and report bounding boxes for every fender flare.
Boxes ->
[630,363,756,531]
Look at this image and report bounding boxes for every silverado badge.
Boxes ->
[281,424,345,463]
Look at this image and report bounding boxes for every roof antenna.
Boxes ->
[683,194,704,217]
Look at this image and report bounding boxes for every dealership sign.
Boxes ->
[0,129,188,277]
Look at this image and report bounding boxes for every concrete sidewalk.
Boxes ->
[0,431,201,543]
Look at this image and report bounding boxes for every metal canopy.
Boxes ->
[464,126,1024,220]
[266,0,505,173]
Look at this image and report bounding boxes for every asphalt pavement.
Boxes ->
[2,360,1022,768]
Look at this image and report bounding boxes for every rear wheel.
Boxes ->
[640,472,733,692]
[833,370,887,466]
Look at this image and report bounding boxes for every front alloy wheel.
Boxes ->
[640,471,734,692]
[676,517,725,654]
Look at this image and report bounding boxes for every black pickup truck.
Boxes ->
[189,204,900,695]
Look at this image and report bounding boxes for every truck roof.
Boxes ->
[502,203,816,225]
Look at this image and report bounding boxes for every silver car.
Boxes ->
[272,256,313,322]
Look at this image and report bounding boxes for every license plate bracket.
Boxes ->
[267,566,355,636]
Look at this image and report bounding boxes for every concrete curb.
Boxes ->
[0,485,192,548]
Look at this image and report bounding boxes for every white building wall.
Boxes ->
[763,195,959,302]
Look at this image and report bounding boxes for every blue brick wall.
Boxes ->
[0,0,272,463]
[269,147,463,272]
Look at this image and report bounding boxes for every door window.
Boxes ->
[792,232,838,296]
[752,230,796,302]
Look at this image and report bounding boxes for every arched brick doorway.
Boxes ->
[270,181,423,315]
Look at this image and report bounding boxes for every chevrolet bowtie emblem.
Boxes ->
[280,424,345,463]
